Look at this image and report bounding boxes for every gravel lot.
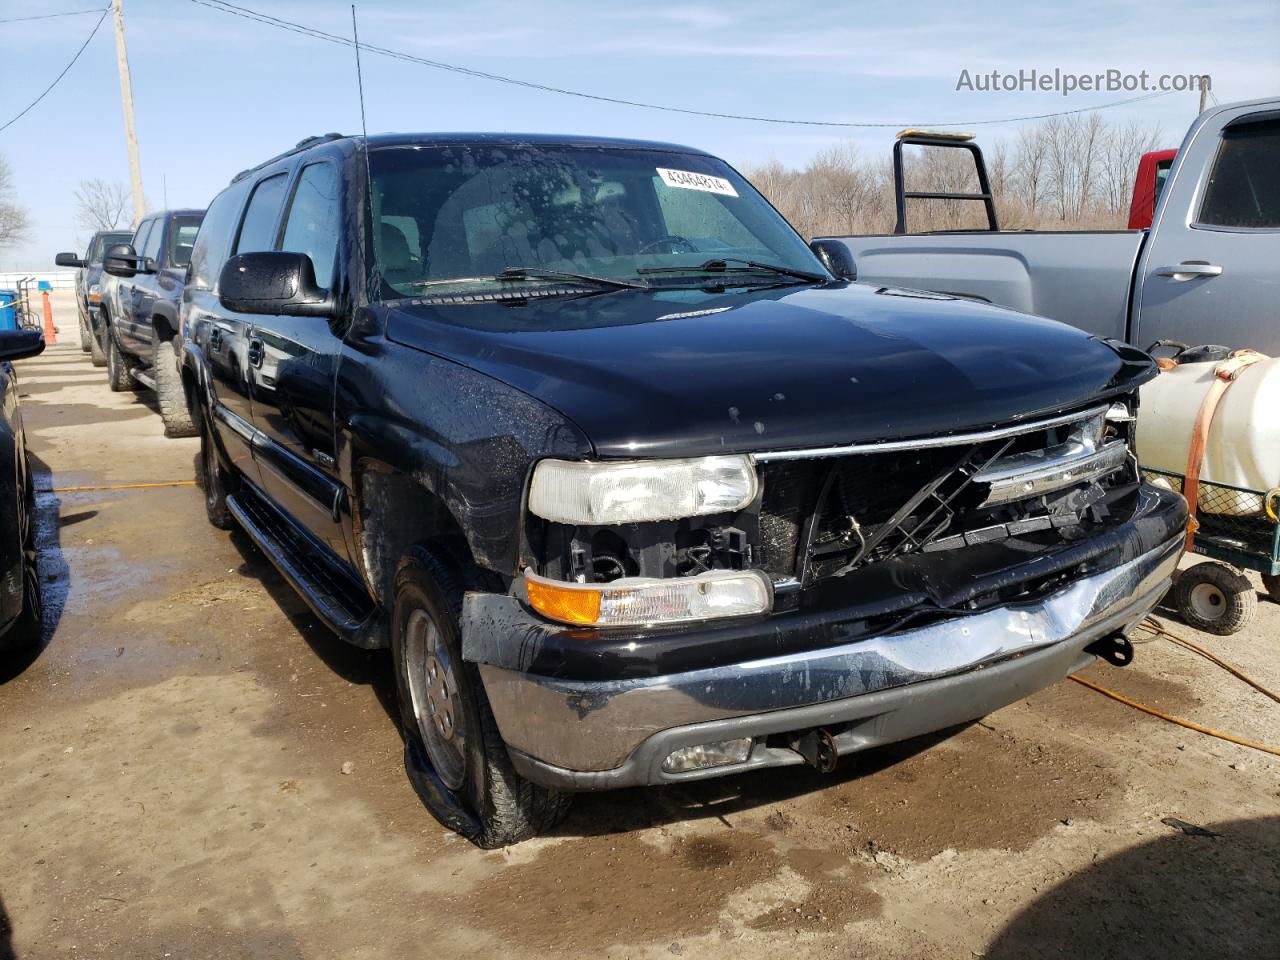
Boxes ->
[2,342,1277,959]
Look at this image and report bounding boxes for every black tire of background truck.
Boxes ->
[199,412,237,530]
[78,315,92,353]
[153,332,198,438]
[391,544,572,847]
[89,323,107,367]
[105,328,138,393]
[1262,573,1280,605]
[1172,561,1257,636]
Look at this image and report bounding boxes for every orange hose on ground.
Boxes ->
[1068,674,1280,758]
[1138,617,1280,705]
[39,481,197,493]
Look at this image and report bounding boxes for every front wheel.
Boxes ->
[78,315,92,353]
[392,545,571,847]
[199,413,236,530]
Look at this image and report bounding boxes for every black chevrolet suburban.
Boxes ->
[100,208,205,436]
[180,132,1186,847]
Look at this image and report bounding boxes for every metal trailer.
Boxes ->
[1144,467,1280,635]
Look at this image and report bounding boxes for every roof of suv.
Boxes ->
[231,131,713,184]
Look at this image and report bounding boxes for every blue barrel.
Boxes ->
[0,290,18,331]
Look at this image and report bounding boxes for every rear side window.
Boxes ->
[1197,116,1280,229]
[279,162,341,288]
[189,186,247,290]
[167,215,203,268]
[235,173,289,254]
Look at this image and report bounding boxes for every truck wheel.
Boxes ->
[4,467,42,651]
[200,414,236,530]
[88,326,107,367]
[392,545,571,847]
[154,333,197,438]
[78,316,92,353]
[1262,574,1280,605]
[105,329,138,393]
[1172,562,1257,636]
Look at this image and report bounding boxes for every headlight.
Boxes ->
[88,283,101,303]
[528,455,757,525]
[524,569,771,627]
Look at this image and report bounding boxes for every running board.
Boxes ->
[226,488,382,647]
[129,367,156,390]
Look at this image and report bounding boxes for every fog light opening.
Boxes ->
[661,738,753,774]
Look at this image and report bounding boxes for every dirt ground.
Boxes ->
[2,341,1277,960]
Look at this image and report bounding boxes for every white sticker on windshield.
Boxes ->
[656,167,738,197]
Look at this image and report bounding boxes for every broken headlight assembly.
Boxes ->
[525,455,771,626]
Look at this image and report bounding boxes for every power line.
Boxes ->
[0,6,105,24]
[0,7,110,135]
[188,0,1177,129]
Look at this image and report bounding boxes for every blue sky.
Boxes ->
[2,0,1277,269]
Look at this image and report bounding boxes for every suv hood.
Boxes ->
[385,282,1152,459]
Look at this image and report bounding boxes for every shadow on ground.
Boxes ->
[987,816,1280,959]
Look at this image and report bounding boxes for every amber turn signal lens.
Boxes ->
[525,576,602,625]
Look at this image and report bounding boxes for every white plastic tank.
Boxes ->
[1136,353,1280,516]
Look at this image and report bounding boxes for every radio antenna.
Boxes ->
[351,4,380,299]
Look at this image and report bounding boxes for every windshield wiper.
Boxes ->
[637,257,827,284]
[405,267,648,291]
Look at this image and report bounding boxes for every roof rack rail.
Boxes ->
[231,132,347,184]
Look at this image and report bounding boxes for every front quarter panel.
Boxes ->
[336,312,592,579]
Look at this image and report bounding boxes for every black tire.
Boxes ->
[154,332,197,438]
[88,319,107,367]
[1172,562,1257,636]
[199,412,236,530]
[78,315,92,353]
[1262,573,1280,605]
[4,467,42,651]
[105,326,137,393]
[392,545,571,847]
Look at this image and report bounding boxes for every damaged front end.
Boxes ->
[462,394,1187,789]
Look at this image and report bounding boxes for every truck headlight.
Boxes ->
[524,568,771,627]
[528,455,757,525]
[88,283,101,303]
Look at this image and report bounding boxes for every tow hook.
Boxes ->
[788,727,840,773]
[1086,631,1135,667]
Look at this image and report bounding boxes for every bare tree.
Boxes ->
[1098,120,1164,216]
[73,178,132,232]
[0,155,31,249]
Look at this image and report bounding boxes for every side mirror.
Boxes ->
[0,329,45,363]
[809,239,857,281]
[103,243,140,278]
[55,252,86,268]
[218,252,336,318]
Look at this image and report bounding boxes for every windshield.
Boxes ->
[90,232,133,264]
[368,143,827,298]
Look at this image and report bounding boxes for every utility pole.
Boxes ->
[1198,75,1210,114]
[110,0,145,227]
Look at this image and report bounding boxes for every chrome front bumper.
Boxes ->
[470,492,1185,791]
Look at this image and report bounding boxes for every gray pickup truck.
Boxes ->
[824,97,1279,354]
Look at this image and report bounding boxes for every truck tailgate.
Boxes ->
[825,231,1146,341]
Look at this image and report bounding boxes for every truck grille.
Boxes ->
[756,406,1132,585]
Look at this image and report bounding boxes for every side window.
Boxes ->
[1197,117,1280,229]
[189,187,246,290]
[132,220,153,256]
[167,216,203,268]
[235,172,290,254]
[279,162,342,288]
[141,219,165,261]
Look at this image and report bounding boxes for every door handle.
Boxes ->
[1155,262,1223,281]
[247,338,264,368]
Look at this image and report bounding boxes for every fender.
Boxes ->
[180,340,215,411]
[150,301,180,343]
